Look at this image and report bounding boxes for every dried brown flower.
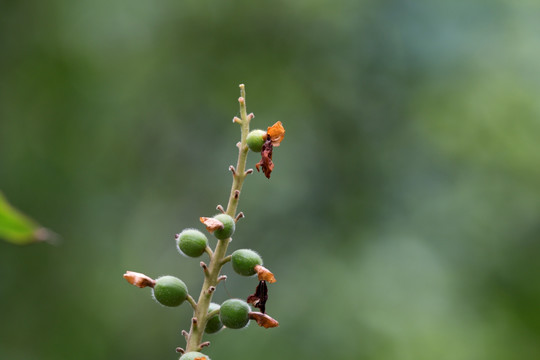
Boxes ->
[123,271,155,288]
[249,312,279,328]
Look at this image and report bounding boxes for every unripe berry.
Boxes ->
[176,229,208,257]
[213,214,235,240]
[205,303,223,334]
[219,299,250,329]
[179,352,211,360]
[152,276,188,307]
[231,249,262,276]
[246,129,267,152]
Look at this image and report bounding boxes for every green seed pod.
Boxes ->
[213,214,235,240]
[231,249,263,276]
[152,276,188,307]
[205,303,223,334]
[246,129,267,152]
[176,229,208,257]
[219,299,250,329]
[179,352,211,360]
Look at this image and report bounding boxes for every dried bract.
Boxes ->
[247,280,268,313]
[249,312,279,328]
[199,217,224,233]
[123,271,156,288]
[255,137,274,178]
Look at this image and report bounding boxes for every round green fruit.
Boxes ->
[205,303,223,334]
[213,214,235,240]
[219,299,250,329]
[153,276,188,307]
[179,352,211,360]
[177,229,208,257]
[231,249,262,276]
[246,129,267,152]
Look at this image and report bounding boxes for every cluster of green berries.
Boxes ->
[149,215,263,332]
[124,86,282,360]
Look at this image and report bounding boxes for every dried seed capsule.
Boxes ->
[231,249,262,276]
[213,214,235,240]
[205,303,223,334]
[177,229,208,257]
[179,352,211,360]
[152,276,188,307]
[219,299,250,329]
[246,129,267,152]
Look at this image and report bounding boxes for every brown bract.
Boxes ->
[247,280,268,313]
[267,121,285,147]
[256,122,285,178]
[255,137,274,178]
[123,271,155,288]
[255,264,276,283]
[249,312,279,328]
[199,217,224,233]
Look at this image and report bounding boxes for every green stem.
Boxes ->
[185,84,252,352]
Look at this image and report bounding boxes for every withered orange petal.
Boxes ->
[200,217,224,233]
[255,264,276,283]
[249,312,279,328]
[267,121,285,147]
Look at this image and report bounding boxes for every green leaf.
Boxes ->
[0,191,55,245]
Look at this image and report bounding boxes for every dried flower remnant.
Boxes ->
[123,271,156,288]
[199,217,224,233]
[255,121,285,178]
[267,121,285,147]
[255,264,276,283]
[249,312,279,328]
[247,280,268,313]
[255,138,274,178]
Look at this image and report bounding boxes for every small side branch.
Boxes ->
[235,212,245,222]
[207,308,220,318]
[200,261,209,277]
[199,341,211,350]
[221,255,232,265]
[207,286,216,295]
[186,295,198,311]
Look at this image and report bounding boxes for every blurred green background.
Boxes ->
[1,0,540,359]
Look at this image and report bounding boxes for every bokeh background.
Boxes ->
[1,0,540,359]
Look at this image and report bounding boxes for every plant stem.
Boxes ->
[185,84,252,352]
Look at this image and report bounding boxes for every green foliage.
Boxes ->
[2,1,540,360]
[0,191,51,245]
